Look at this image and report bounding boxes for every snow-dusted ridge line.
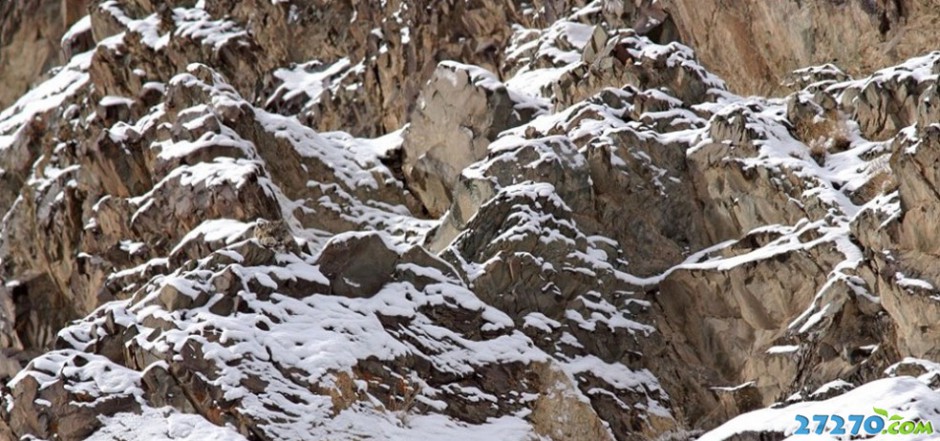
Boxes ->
[3,1,940,440]
[0,51,92,150]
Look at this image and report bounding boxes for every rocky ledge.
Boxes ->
[1,1,940,441]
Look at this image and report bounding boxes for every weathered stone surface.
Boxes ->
[402,62,545,216]
[2,354,141,441]
[0,0,90,109]
[316,233,402,298]
[664,0,940,95]
[4,1,940,441]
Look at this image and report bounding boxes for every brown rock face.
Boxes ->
[402,62,544,217]
[663,0,940,95]
[0,0,90,109]
[3,1,940,441]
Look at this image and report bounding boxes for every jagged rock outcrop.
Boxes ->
[402,62,547,217]
[2,1,940,441]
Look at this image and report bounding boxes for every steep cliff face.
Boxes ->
[0,0,92,109]
[663,0,940,95]
[1,1,940,441]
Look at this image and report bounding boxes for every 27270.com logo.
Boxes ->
[793,408,934,436]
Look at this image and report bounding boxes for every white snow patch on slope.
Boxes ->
[766,345,800,354]
[700,377,940,441]
[0,51,92,150]
[304,407,539,441]
[810,380,853,398]
[173,7,248,52]
[170,219,254,255]
[895,273,936,291]
[61,15,92,46]
[89,407,249,441]
[267,58,356,107]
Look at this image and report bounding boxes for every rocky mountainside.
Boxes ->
[662,0,940,95]
[2,1,940,440]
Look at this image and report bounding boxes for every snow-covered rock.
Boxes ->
[2,1,940,441]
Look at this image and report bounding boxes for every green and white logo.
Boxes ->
[792,407,934,436]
